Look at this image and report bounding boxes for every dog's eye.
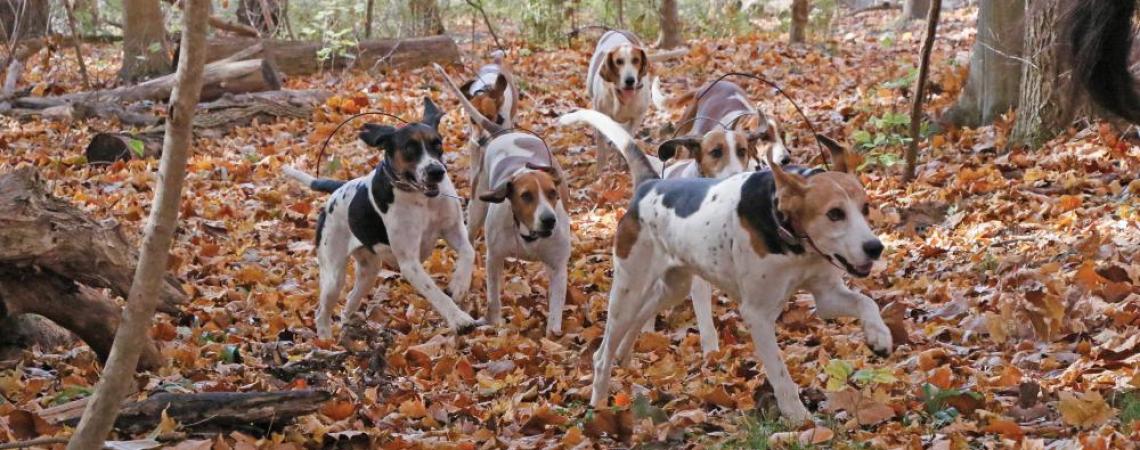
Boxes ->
[548,189,558,200]
[616,58,624,65]
[709,147,723,158]
[862,203,870,216]
[520,192,534,203]
[736,147,746,158]
[827,208,846,222]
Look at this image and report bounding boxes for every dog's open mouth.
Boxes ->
[618,87,638,103]
[834,254,873,278]
[423,184,441,198]
[521,229,553,241]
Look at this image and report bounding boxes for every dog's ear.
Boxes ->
[636,47,649,80]
[526,162,561,185]
[479,182,511,203]
[816,134,853,174]
[488,74,509,99]
[460,79,477,98]
[421,96,445,129]
[746,117,775,144]
[600,49,620,84]
[657,136,702,162]
[359,123,397,148]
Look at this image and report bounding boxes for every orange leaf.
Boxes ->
[929,365,954,390]
[982,419,1023,440]
[613,391,631,408]
[320,400,356,421]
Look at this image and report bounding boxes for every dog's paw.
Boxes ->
[780,402,814,427]
[864,321,894,356]
[455,318,486,335]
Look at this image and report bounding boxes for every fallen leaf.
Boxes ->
[1058,391,1114,429]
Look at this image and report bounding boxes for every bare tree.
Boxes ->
[120,0,171,81]
[942,0,1024,127]
[790,0,810,44]
[1011,0,1067,148]
[657,0,683,49]
[902,0,931,21]
[65,0,210,448]
[905,0,941,181]
[408,0,445,36]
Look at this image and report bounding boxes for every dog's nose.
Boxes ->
[540,213,557,230]
[780,154,792,166]
[425,164,445,182]
[863,240,884,259]
[623,77,636,87]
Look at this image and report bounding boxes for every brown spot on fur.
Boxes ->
[741,218,769,257]
[697,131,730,177]
[615,207,641,259]
[470,94,502,124]
[600,49,620,84]
[507,171,560,226]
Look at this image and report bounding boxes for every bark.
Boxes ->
[44,391,331,433]
[365,0,375,39]
[237,0,281,35]
[66,0,209,447]
[408,0,445,36]
[942,0,1024,127]
[0,0,50,41]
[1011,0,1067,148]
[120,0,171,82]
[200,36,462,75]
[902,0,931,21]
[905,0,941,182]
[63,0,92,89]
[656,0,683,49]
[790,0,810,44]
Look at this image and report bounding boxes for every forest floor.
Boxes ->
[2,5,1140,449]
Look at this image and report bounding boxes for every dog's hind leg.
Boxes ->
[485,249,505,325]
[690,278,720,355]
[342,251,382,321]
[591,260,657,408]
[616,269,692,367]
[315,240,351,340]
[466,197,488,244]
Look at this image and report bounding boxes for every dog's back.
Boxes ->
[675,81,755,136]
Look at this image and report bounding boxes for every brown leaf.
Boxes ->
[1057,391,1114,429]
[823,388,895,426]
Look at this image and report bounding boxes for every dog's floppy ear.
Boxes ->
[768,144,806,198]
[600,49,620,84]
[746,117,775,144]
[360,123,397,148]
[479,181,511,203]
[636,47,649,80]
[657,136,702,162]
[460,79,477,98]
[421,96,445,129]
[488,74,509,99]
[526,162,561,185]
[816,134,853,174]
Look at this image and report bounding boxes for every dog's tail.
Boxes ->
[283,165,345,193]
[647,47,688,62]
[558,109,660,187]
[1065,0,1140,124]
[433,63,506,135]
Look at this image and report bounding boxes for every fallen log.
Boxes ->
[85,132,164,163]
[201,35,461,75]
[44,391,331,434]
[0,167,186,368]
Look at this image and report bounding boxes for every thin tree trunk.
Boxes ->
[63,0,91,89]
[905,0,941,182]
[1011,0,1066,148]
[942,0,1024,127]
[65,0,209,448]
[902,0,931,21]
[409,0,445,36]
[656,0,683,49]
[790,0,810,44]
[616,0,624,28]
[365,0,374,39]
[120,0,170,82]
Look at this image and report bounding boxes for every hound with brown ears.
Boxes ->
[282,97,479,340]
[586,30,685,176]
[435,63,573,336]
[559,109,891,424]
[457,51,520,180]
[661,79,790,167]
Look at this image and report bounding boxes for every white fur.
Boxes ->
[586,31,653,176]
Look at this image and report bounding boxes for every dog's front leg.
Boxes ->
[442,222,475,306]
[393,244,477,331]
[809,276,892,355]
[485,250,505,325]
[740,293,812,424]
[544,260,568,336]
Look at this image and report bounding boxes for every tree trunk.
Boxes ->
[365,0,375,39]
[942,0,1024,127]
[902,0,931,20]
[0,0,50,41]
[200,36,461,75]
[656,0,683,49]
[66,0,209,448]
[790,0,810,44]
[237,0,280,35]
[1011,0,1067,148]
[120,0,171,82]
[408,0,445,36]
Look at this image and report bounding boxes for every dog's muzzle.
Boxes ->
[833,254,874,278]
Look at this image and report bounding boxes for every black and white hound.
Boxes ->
[436,63,573,336]
[284,97,478,339]
[560,109,891,424]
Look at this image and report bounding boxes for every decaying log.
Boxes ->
[85,132,163,163]
[0,167,186,368]
[45,391,331,434]
[202,35,462,75]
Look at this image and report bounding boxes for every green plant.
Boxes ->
[919,383,983,428]
[1118,391,1140,430]
[825,359,897,391]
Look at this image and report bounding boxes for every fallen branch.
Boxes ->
[0,436,71,450]
[465,0,505,51]
[202,35,461,75]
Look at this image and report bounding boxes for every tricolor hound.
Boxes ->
[586,30,655,175]
[661,79,790,167]
[559,109,891,424]
[436,63,573,336]
[284,97,478,339]
[457,51,519,181]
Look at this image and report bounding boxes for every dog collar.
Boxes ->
[771,196,852,274]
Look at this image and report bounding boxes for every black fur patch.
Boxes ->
[655,178,717,218]
[737,170,805,255]
[347,171,396,250]
[315,209,327,247]
[310,178,347,193]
